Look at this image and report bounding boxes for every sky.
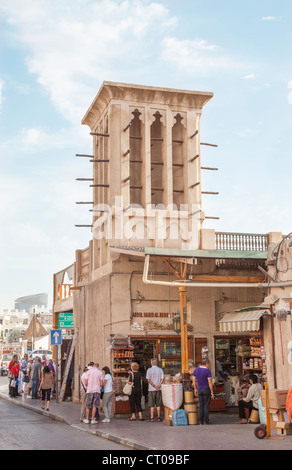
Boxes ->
[0,0,292,309]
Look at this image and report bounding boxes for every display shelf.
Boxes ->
[113,346,133,414]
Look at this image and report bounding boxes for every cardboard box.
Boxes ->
[276,422,292,435]
[260,389,288,409]
[269,409,290,429]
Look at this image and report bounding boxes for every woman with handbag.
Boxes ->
[127,362,145,421]
[8,354,18,396]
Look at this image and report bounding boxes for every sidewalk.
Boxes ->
[1,384,292,451]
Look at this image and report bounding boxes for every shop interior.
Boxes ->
[214,335,266,409]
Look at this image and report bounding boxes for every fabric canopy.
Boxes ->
[219,310,267,333]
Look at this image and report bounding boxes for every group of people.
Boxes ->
[80,362,113,424]
[191,358,263,425]
[128,358,164,422]
[80,358,165,424]
[7,353,56,411]
[8,353,263,425]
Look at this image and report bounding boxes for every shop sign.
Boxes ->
[132,312,177,318]
[58,312,73,329]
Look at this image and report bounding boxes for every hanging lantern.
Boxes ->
[173,313,181,334]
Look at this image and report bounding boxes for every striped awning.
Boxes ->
[219,310,267,333]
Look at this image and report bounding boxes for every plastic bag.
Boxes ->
[258,397,266,425]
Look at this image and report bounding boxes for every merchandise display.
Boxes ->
[215,335,266,408]
[112,337,134,413]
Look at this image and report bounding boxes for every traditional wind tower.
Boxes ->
[78,82,214,269]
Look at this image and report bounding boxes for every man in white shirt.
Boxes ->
[146,359,164,422]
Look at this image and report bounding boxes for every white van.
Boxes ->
[31,349,53,361]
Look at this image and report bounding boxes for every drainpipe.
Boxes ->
[260,281,292,288]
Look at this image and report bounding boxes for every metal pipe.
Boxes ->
[260,281,292,287]
[142,255,261,288]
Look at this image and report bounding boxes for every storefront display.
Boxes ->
[112,336,193,414]
[131,337,193,379]
[160,341,182,376]
[214,334,266,408]
[112,336,134,414]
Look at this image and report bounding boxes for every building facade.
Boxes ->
[14,293,48,312]
[53,82,285,409]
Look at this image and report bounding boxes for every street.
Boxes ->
[0,397,128,451]
[1,377,292,451]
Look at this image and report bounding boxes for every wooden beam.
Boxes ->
[191,275,265,283]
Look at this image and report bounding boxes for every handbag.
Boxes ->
[100,387,104,399]
[23,375,29,383]
[123,373,134,396]
[123,382,133,396]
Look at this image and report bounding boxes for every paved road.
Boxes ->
[0,397,128,451]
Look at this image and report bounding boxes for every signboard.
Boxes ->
[27,341,33,357]
[51,329,62,346]
[58,312,73,329]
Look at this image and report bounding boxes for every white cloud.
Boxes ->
[0,124,89,156]
[261,16,282,21]
[243,74,256,79]
[161,36,240,74]
[0,0,176,124]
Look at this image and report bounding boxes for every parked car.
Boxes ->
[0,353,20,376]
[31,349,53,361]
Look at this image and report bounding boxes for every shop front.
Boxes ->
[216,307,268,410]
[112,335,194,414]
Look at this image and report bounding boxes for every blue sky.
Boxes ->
[0,0,291,309]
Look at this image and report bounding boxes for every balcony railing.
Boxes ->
[215,232,268,252]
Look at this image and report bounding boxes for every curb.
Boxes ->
[0,391,154,450]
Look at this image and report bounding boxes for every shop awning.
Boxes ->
[219,310,267,333]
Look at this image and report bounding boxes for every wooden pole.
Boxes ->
[179,286,188,375]
[179,261,190,389]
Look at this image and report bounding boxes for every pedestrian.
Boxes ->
[31,357,42,399]
[47,359,55,397]
[101,366,114,423]
[7,354,18,396]
[192,359,215,425]
[80,366,88,422]
[42,355,48,365]
[10,357,20,398]
[236,375,262,424]
[38,365,54,411]
[83,362,103,424]
[85,362,100,420]
[128,362,145,421]
[25,359,33,397]
[146,358,164,422]
[215,357,226,383]
[18,354,28,394]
